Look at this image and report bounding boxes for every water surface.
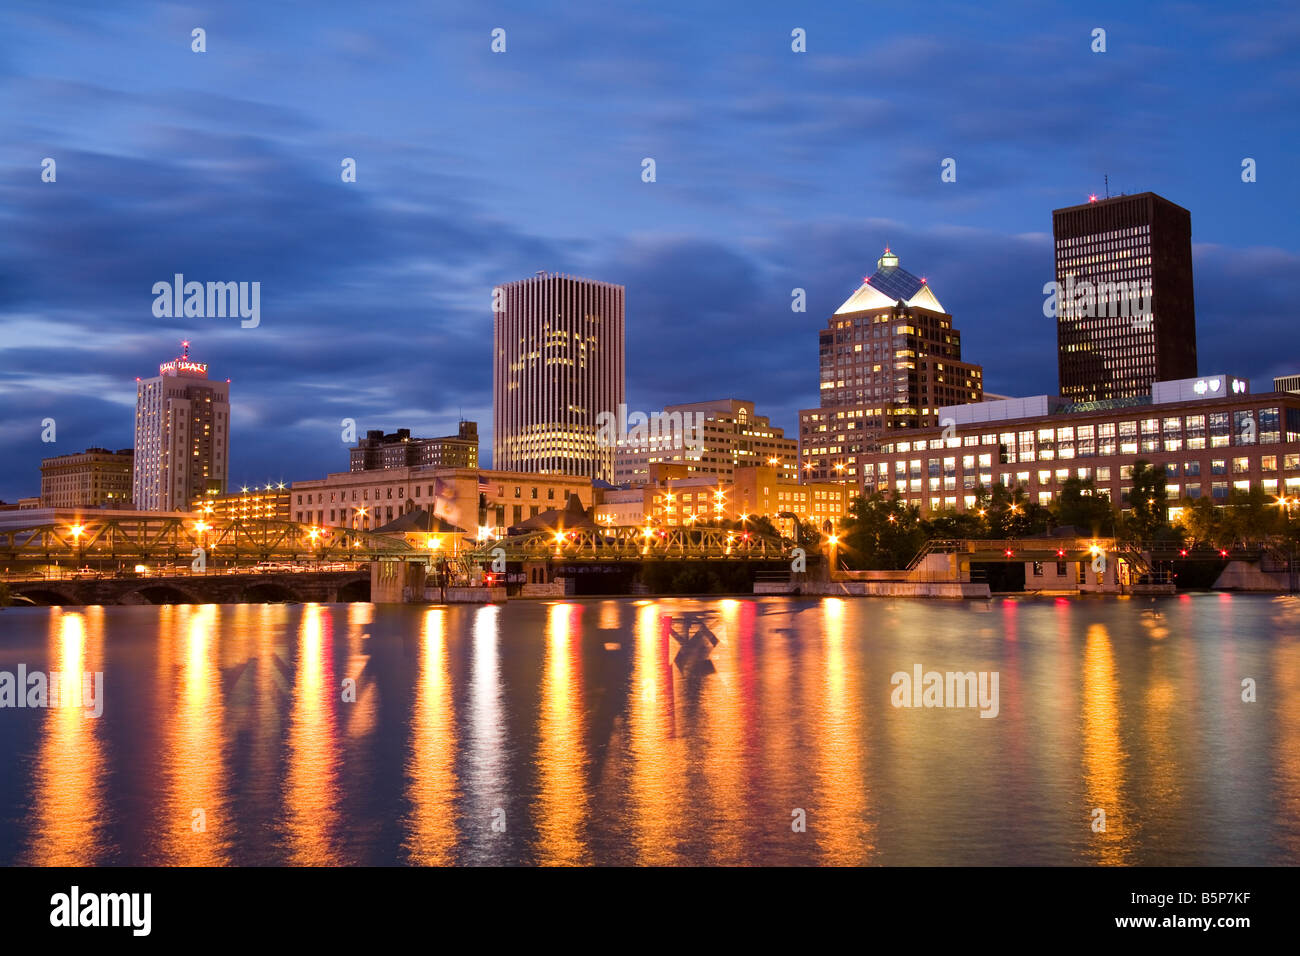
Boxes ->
[0,594,1296,865]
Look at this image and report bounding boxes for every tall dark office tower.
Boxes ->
[492,272,625,481]
[1054,192,1197,403]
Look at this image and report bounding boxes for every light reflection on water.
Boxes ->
[1,594,1297,866]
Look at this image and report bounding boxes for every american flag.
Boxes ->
[477,474,490,492]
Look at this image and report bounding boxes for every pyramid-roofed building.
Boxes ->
[799,248,986,486]
[834,248,946,315]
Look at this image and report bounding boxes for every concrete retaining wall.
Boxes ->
[756,580,989,599]
[1213,561,1294,592]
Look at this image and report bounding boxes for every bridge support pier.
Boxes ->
[371,560,427,603]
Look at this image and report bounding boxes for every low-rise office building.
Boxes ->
[859,374,1300,517]
[613,399,798,485]
[596,463,849,536]
[292,467,594,535]
[192,485,292,521]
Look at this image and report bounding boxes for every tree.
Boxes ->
[924,510,986,540]
[1219,486,1284,546]
[1176,495,1221,548]
[987,482,1049,538]
[839,491,926,570]
[1052,477,1115,535]
[1126,460,1168,542]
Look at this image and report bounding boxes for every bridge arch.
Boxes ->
[239,581,302,604]
[336,577,371,602]
[123,583,203,605]
[9,586,78,607]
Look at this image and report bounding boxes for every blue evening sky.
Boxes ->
[1,0,1297,499]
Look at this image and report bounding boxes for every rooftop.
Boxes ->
[834,249,945,315]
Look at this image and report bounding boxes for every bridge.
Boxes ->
[0,510,416,568]
[3,569,371,606]
[906,537,1149,571]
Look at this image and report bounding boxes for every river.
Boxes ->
[0,594,1297,865]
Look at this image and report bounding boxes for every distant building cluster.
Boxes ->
[11,189,1298,538]
[350,422,478,472]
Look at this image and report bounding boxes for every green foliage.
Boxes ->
[1051,477,1115,535]
[1124,460,1168,542]
[1175,486,1291,548]
[839,491,926,570]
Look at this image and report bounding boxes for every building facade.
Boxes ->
[40,447,133,508]
[349,422,478,471]
[292,467,594,536]
[192,486,292,522]
[799,249,984,484]
[858,374,1300,518]
[596,462,849,536]
[1054,192,1198,402]
[613,399,798,485]
[132,343,230,512]
[493,272,625,482]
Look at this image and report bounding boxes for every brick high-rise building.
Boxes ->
[799,249,984,484]
[349,422,479,472]
[132,341,230,511]
[1054,191,1198,402]
[40,447,134,508]
[613,399,798,485]
[493,272,625,482]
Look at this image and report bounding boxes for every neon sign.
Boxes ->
[160,360,208,375]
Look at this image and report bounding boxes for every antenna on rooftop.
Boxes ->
[1104,174,1109,199]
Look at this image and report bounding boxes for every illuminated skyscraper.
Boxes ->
[132,341,230,511]
[799,249,984,483]
[1054,191,1198,402]
[492,272,625,481]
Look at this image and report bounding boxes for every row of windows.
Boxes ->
[298,484,567,505]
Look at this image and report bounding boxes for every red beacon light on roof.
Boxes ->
[1056,548,1065,558]
[1180,549,1188,557]
[1004,549,1014,557]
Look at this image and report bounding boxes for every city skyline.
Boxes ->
[2,1,1299,502]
